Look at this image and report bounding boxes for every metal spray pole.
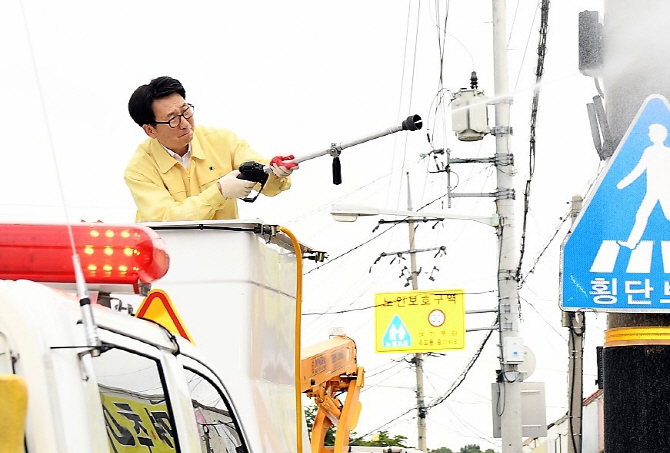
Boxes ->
[491,0,523,451]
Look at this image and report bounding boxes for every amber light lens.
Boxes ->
[0,223,169,289]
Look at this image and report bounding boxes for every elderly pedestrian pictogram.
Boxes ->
[382,315,411,348]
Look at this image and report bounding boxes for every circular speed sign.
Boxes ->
[428,309,445,327]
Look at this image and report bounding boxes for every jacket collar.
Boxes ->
[190,129,206,161]
[150,127,203,174]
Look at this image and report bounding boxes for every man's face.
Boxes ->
[142,92,195,154]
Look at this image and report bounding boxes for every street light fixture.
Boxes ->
[330,203,499,227]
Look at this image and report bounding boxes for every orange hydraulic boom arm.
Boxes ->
[300,335,364,453]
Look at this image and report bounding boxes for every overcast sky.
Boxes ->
[2,1,607,451]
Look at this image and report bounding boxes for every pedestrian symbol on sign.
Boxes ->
[382,315,411,348]
[562,95,670,311]
[617,124,670,250]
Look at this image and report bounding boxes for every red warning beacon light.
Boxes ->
[0,223,169,293]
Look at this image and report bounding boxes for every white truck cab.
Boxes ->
[1,278,246,452]
[0,220,321,453]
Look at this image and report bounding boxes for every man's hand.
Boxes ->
[218,171,255,199]
[270,155,299,178]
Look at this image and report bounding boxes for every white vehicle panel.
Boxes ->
[145,220,300,453]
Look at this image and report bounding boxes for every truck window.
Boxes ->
[92,347,179,452]
[183,367,246,453]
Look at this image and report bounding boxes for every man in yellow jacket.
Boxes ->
[125,76,297,221]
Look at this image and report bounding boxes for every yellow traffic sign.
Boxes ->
[375,289,465,353]
[136,289,195,344]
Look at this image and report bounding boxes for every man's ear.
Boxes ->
[142,124,157,138]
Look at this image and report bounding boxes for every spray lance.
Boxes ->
[237,114,423,201]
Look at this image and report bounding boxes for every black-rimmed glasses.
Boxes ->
[154,104,194,128]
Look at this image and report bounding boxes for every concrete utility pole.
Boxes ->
[406,174,427,453]
[563,195,584,453]
[599,2,670,452]
[491,0,523,452]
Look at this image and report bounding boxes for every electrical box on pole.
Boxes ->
[503,337,525,364]
[491,382,547,439]
[451,72,491,141]
[578,11,603,76]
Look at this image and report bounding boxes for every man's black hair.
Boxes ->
[128,76,186,127]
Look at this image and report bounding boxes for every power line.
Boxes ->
[518,209,570,287]
[426,318,496,408]
[351,317,497,442]
[305,179,488,275]
[519,295,567,341]
[387,0,422,210]
[507,0,523,47]
[513,1,542,93]
[516,0,551,282]
[365,356,412,377]
[305,223,398,275]
[429,411,500,448]
[303,290,495,316]
[516,155,605,291]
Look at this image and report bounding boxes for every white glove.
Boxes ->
[270,155,299,178]
[217,170,255,199]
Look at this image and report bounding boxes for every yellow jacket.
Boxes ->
[124,126,291,221]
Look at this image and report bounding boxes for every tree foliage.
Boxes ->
[429,444,495,453]
[351,430,409,447]
[304,405,335,446]
[304,406,409,448]
[459,444,495,453]
[305,405,494,453]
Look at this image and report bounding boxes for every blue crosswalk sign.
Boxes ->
[562,95,670,311]
[382,315,412,348]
